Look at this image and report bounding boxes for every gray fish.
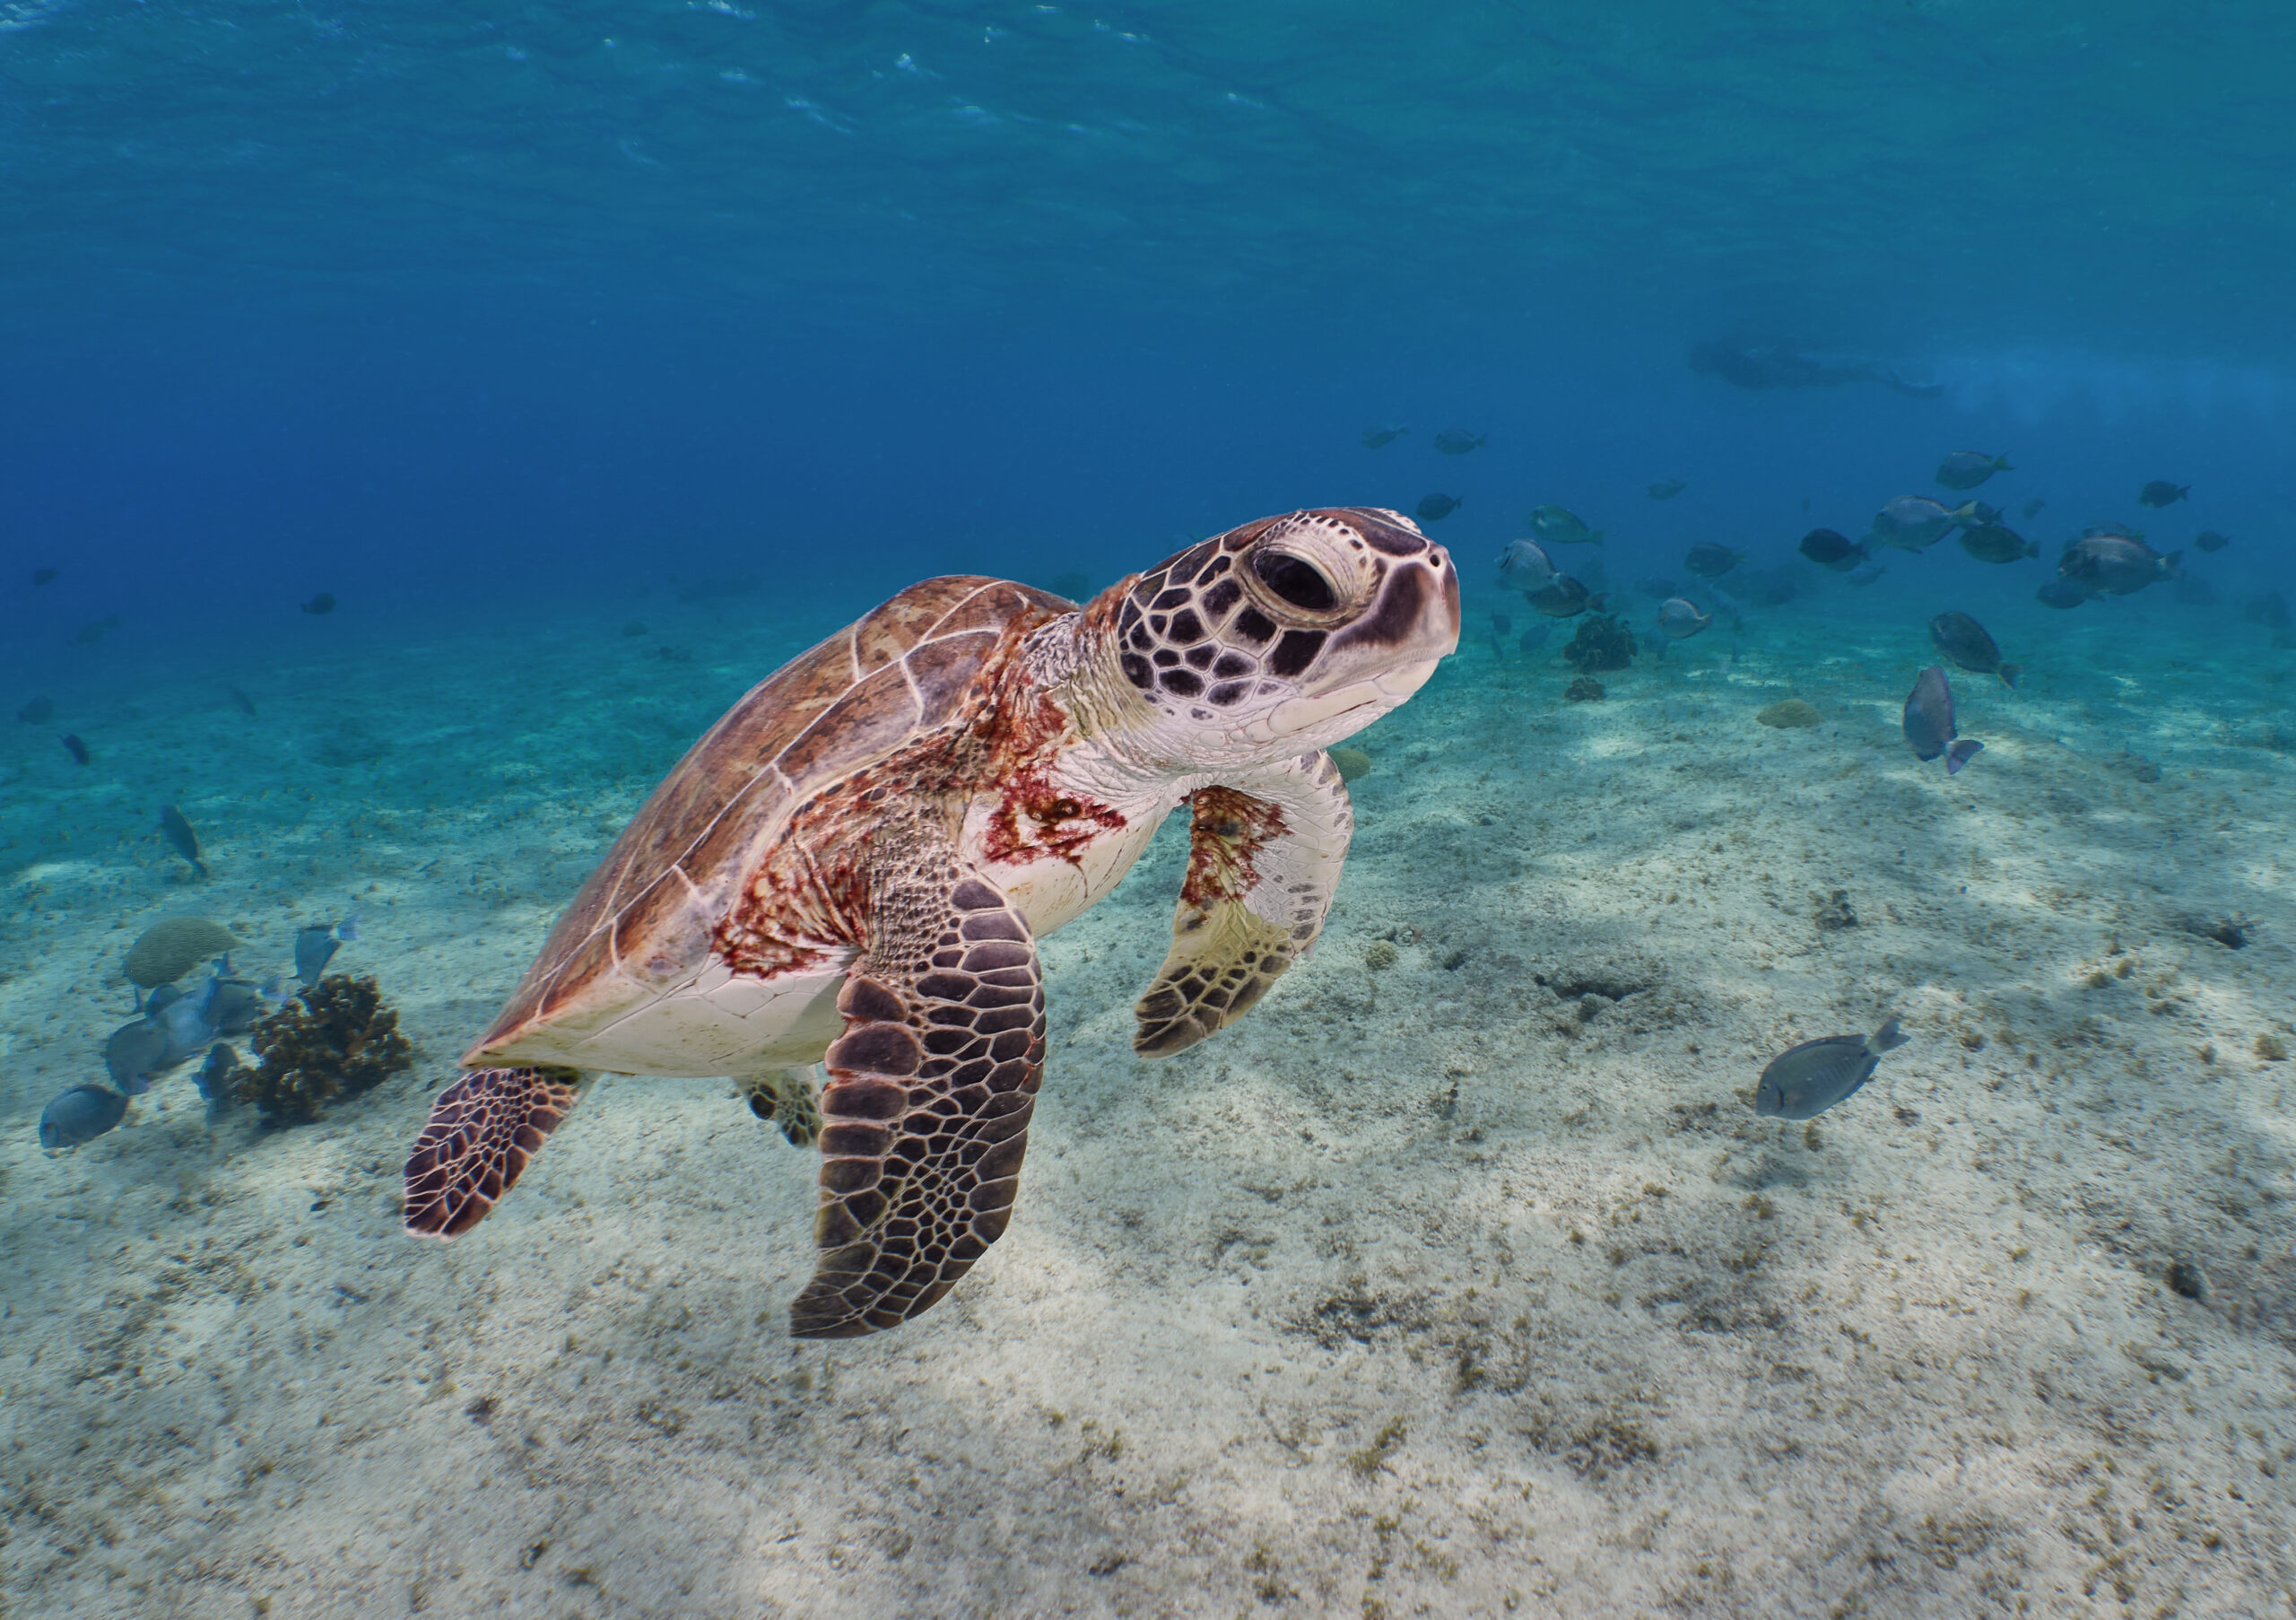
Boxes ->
[1796,528,1865,571]
[1844,562,1887,588]
[1867,496,1980,552]
[18,695,55,725]
[1518,623,1551,653]
[1496,538,1559,591]
[2136,480,2188,508]
[1902,666,1983,774]
[1527,504,1603,545]
[229,686,258,717]
[1360,424,1409,449]
[1935,450,2011,491]
[2082,520,2144,539]
[205,976,274,1037]
[1754,1017,1909,1119]
[2036,576,2092,610]
[1432,429,1487,455]
[160,989,220,1066]
[1928,611,2021,687]
[300,592,337,615]
[2059,535,2179,596]
[2194,529,2231,553]
[72,614,122,646]
[160,805,209,878]
[1634,576,1681,600]
[39,1084,129,1151]
[1416,492,1461,522]
[196,1042,242,1104]
[103,1019,171,1095]
[1683,542,1742,579]
[1647,478,1688,501]
[1655,597,1713,640]
[2022,497,2046,519]
[295,917,360,985]
[1956,522,2038,564]
[1523,575,1605,619]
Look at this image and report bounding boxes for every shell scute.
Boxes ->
[469,575,1057,1065]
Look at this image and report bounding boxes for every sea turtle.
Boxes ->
[404,508,1459,1337]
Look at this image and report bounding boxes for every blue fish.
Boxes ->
[197,1042,243,1106]
[1755,1018,1909,1119]
[39,1084,129,1151]
[295,916,360,985]
[103,1019,171,1095]
[1902,666,1983,775]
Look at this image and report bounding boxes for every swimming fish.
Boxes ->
[1754,1017,1909,1119]
[2136,480,2189,508]
[2036,577,2093,610]
[18,696,55,725]
[72,615,121,646]
[295,916,361,985]
[1867,496,1980,552]
[1633,576,1682,600]
[1496,538,1559,591]
[2022,498,2047,519]
[1432,429,1487,455]
[1523,575,1605,619]
[2059,534,2179,596]
[2082,520,2144,540]
[1956,522,2038,564]
[1902,666,1982,773]
[1518,623,1552,653]
[61,734,90,766]
[160,805,209,878]
[229,686,258,717]
[38,1084,129,1151]
[1360,424,1409,449]
[1527,505,1603,545]
[196,1042,243,1108]
[32,567,58,587]
[1844,562,1887,588]
[1796,527,1866,571]
[103,1018,172,1095]
[300,592,337,615]
[1647,478,1688,501]
[2194,529,2231,553]
[1486,610,1512,658]
[1655,597,1713,640]
[1683,543,1742,579]
[1928,612,2021,687]
[1935,451,2011,491]
[1416,493,1461,522]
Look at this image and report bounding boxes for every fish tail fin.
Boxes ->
[1869,1015,1909,1053]
[1945,738,1984,775]
[1590,593,1611,611]
[1999,664,2022,689]
[1592,530,1605,544]
[1997,457,2013,471]
[2162,551,2183,577]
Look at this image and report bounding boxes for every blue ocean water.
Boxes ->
[6,4,2296,1615]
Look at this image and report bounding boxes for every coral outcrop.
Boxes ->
[235,973,413,1123]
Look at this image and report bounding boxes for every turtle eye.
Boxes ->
[1251,550,1337,613]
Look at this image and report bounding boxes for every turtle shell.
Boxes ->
[467,577,1072,1070]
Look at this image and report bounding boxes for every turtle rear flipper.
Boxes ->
[404,1066,588,1238]
[791,863,1042,1339]
[742,1066,822,1147]
[1134,753,1352,1058]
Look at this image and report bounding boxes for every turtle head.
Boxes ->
[1107,507,1459,765]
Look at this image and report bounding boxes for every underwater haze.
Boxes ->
[6,3,2296,1616]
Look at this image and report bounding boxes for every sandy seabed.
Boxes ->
[4,579,2293,1619]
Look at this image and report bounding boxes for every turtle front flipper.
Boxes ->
[789,870,1043,1338]
[404,1066,589,1238]
[1134,752,1352,1057]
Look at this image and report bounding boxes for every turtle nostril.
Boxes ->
[1251,550,1337,612]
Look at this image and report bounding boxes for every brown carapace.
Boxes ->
[403,507,1459,1337]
